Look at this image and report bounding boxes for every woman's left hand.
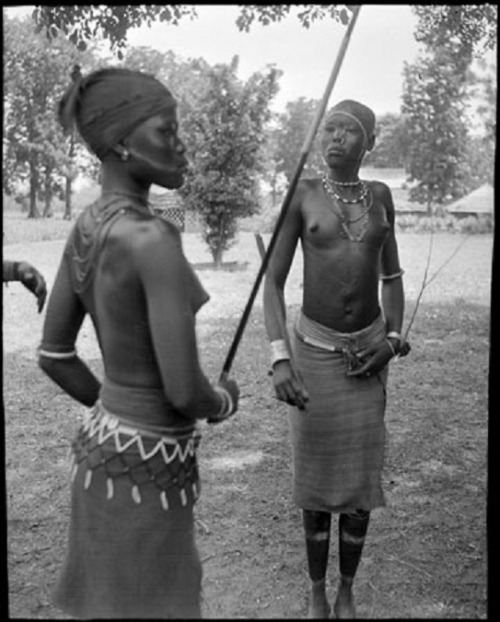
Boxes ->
[346,340,394,378]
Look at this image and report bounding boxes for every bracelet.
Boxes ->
[211,386,234,422]
[270,339,290,367]
[37,347,78,359]
[386,331,402,341]
[385,338,396,358]
[380,269,405,281]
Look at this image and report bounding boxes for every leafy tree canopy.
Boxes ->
[411,4,497,60]
[33,5,198,58]
[33,5,354,57]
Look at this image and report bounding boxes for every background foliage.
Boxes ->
[2,5,496,256]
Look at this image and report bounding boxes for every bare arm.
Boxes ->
[38,258,101,406]
[379,183,405,336]
[263,188,303,343]
[263,185,309,409]
[135,222,235,421]
[4,260,47,312]
[348,183,406,376]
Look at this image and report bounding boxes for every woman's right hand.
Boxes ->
[272,360,309,411]
[207,377,239,424]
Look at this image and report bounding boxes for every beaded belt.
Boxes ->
[69,402,201,512]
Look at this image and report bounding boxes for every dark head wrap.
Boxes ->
[325,99,376,144]
[58,66,176,160]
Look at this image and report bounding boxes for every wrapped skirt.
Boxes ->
[54,402,202,619]
[289,310,389,514]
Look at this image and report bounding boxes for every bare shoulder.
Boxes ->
[129,215,184,271]
[366,180,395,211]
[366,179,391,197]
[298,177,323,194]
[295,177,323,208]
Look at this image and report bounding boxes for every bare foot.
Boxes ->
[307,580,331,619]
[333,582,356,619]
[307,593,331,619]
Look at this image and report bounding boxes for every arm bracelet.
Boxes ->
[37,347,78,359]
[270,339,290,367]
[380,269,405,281]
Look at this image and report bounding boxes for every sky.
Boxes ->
[126,4,422,115]
[6,4,422,115]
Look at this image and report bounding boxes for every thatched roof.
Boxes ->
[446,184,494,215]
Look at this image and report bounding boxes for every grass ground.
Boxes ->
[3,213,491,619]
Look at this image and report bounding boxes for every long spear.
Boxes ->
[220,5,362,382]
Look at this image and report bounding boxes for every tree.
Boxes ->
[362,113,410,169]
[32,5,354,54]
[234,4,353,31]
[3,16,97,218]
[401,42,471,211]
[273,98,325,184]
[32,5,198,58]
[463,58,496,188]
[411,5,497,61]
[178,56,280,266]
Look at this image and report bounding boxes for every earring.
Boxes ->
[120,149,130,162]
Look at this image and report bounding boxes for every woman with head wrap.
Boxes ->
[38,66,240,619]
[263,99,409,618]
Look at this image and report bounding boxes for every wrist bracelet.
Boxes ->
[386,331,402,353]
[386,331,402,341]
[270,339,290,367]
[212,386,234,421]
[385,338,396,358]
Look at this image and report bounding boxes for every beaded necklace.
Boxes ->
[321,174,374,243]
[329,178,361,187]
[323,176,368,204]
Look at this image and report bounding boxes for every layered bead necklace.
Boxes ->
[321,174,374,242]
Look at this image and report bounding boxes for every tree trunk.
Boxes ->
[42,167,53,218]
[28,159,40,219]
[213,246,224,268]
[426,184,432,215]
[213,214,225,268]
[64,175,73,220]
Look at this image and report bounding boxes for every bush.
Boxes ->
[396,213,493,234]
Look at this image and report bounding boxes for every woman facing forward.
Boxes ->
[38,66,239,619]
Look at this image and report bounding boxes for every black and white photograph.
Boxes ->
[3,4,494,619]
